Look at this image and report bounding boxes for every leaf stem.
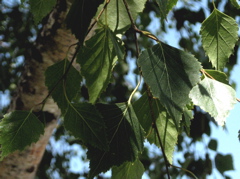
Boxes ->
[122,0,160,44]
[169,164,198,179]
[128,76,142,105]
[123,1,170,177]
[145,85,171,179]
[39,43,80,107]
[87,0,111,37]
[201,69,240,102]
[39,0,112,108]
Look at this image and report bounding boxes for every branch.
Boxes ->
[145,85,171,179]
[40,0,113,107]
[169,164,198,179]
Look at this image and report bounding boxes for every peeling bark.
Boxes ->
[0,0,77,178]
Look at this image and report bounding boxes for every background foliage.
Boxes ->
[0,0,239,178]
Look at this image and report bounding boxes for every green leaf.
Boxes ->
[189,77,236,126]
[200,8,238,70]
[0,111,44,160]
[133,93,178,164]
[45,59,81,115]
[29,0,57,24]
[147,100,178,164]
[87,103,144,178]
[112,159,145,179]
[230,0,240,9]
[204,69,229,85]
[77,26,124,103]
[208,139,218,151]
[64,103,108,151]
[156,0,178,19]
[97,0,147,32]
[215,154,234,175]
[66,0,104,44]
[138,42,201,127]
[238,130,240,142]
[182,107,193,135]
[132,93,152,134]
[108,32,125,60]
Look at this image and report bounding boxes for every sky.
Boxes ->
[209,60,240,179]
[144,1,240,178]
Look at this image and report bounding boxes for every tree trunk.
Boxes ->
[0,0,77,178]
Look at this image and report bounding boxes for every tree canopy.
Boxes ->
[0,0,239,178]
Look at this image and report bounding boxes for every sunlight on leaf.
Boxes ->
[147,100,178,164]
[138,43,201,127]
[0,111,44,160]
[230,0,240,9]
[64,103,108,151]
[77,26,124,103]
[45,59,81,115]
[200,8,238,70]
[112,159,145,179]
[29,0,57,24]
[156,0,177,20]
[87,103,144,178]
[204,69,229,85]
[97,0,147,32]
[189,77,236,126]
[133,93,178,164]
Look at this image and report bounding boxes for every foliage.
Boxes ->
[0,111,44,160]
[0,0,239,178]
[200,7,238,70]
[28,0,57,24]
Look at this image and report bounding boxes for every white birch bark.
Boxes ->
[0,0,77,178]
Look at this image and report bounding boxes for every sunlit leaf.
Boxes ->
[215,154,234,175]
[97,0,147,32]
[156,0,177,19]
[29,0,57,24]
[112,159,145,179]
[200,8,238,70]
[0,111,44,160]
[66,0,104,43]
[189,77,236,126]
[133,93,178,164]
[45,59,81,115]
[87,103,144,178]
[230,0,240,9]
[138,42,201,127]
[147,101,178,164]
[64,103,108,151]
[204,69,229,85]
[77,26,124,103]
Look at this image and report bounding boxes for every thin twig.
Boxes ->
[122,0,160,44]
[87,0,111,37]
[40,43,81,106]
[200,69,215,80]
[123,0,170,177]
[122,0,140,57]
[145,85,171,179]
[39,0,112,107]
[169,164,198,179]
